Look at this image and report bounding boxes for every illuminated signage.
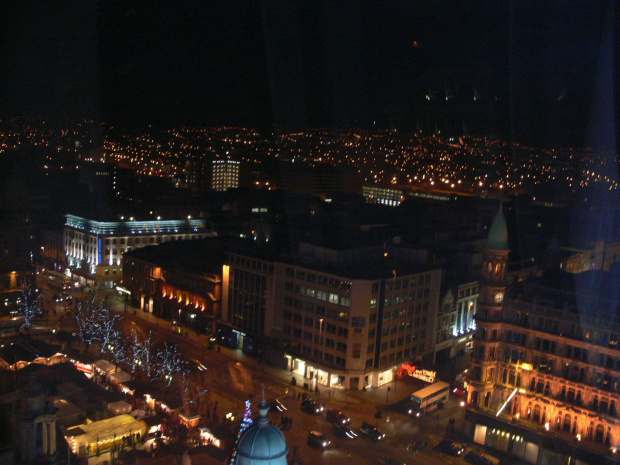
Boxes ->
[399,363,436,383]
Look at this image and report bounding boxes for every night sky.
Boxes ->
[0,0,617,146]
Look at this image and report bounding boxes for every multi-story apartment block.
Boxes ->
[64,214,214,288]
[211,159,240,191]
[221,242,442,391]
[466,206,620,465]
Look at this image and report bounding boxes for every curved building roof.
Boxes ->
[236,401,288,465]
[486,204,509,251]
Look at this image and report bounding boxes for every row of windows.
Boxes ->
[282,313,349,337]
[382,274,432,292]
[383,290,430,305]
[458,286,479,298]
[229,255,274,273]
[379,319,426,336]
[382,306,429,322]
[286,283,351,307]
[283,297,349,321]
[285,268,351,291]
[501,329,620,373]
[505,308,620,350]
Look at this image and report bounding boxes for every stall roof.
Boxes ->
[94,359,117,374]
[66,414,147,446]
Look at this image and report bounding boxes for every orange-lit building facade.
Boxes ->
[123,242,223,335]
[466,207,620,465]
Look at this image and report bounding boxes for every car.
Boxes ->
[267,398,287,412]
[359,422,386,441]
[301,398,324,415]
[326,408,351,425]
[434,439,466,456]
[464,450,494,465]
[307,431,330,449]
[189,359,208,372]
[54,292,72,302]
[333,424,358,439]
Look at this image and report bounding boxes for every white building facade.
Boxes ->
[64,214,214,288]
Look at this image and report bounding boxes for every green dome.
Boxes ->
[486,205,509,251]
[236,401,288,465]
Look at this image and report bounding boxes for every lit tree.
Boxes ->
[93,307,122,359]
[155,342,185,386]
[75,297,104,353]
[128,331,143,378]
[135,331,157,380]
[230,399,254,465]
[181,370,210,416]
[17,287,42,336]
[109,335,127,372]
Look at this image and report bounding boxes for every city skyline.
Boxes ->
[0,1,617,148]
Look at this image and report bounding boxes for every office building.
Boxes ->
[221,242,442,391]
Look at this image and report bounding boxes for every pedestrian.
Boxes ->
[288,417,292,430]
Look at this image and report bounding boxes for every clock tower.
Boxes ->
[468,204,509,409]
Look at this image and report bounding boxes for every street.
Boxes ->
[35,276,482,465]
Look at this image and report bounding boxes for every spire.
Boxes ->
[486,203,509,251]
[258,386,270,426]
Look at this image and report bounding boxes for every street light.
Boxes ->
[461,400,467,432]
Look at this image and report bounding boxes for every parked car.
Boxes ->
[301,398,324,415]
[434,439,466,456]
[359,422,386,441]
[333,424,358,439]
[464,450,494,465]
[326,408,351,425]
[307,431,330,449]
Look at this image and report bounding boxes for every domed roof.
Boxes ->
[236,401,288,464]
[486,204,509,251]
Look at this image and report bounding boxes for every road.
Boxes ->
[113,305,475,465]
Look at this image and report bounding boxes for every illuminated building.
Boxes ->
[362,186,404,207]
[122,239,223,335]
[221,242,442,390]
[562,240,620,274]
[64,214,214,288]
[435,281,478,361]
[466,206,620,465]
[211,159,240,191]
